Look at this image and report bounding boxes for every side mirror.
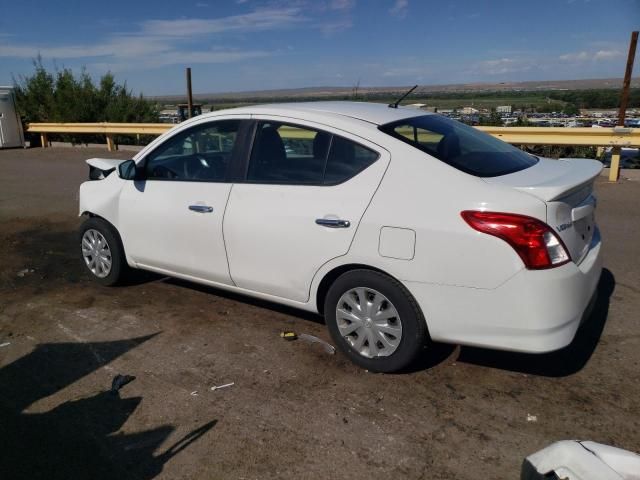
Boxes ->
[117,160,137,180]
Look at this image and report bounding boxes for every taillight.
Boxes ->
[461,211,571,270]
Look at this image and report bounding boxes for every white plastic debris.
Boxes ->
[190,391,199,396]
[527,414,538,422]
[523,440,640,480]
[210,382,234,391]
[298,333,336,355]
[0,342,10,348]
[16,268,35,277]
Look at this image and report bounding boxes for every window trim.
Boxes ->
[138,118,251,183]
[238,119,380,187]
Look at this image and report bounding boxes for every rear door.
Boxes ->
[119,117,249,283]
[223,118,389,302]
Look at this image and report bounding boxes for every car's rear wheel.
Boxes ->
[324,269,428,373]
[79,217,129,286]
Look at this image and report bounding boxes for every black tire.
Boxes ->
[324,269,428,373]
[78,217,130,286]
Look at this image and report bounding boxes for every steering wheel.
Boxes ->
[152,165,178,179]
[184,155,223,180]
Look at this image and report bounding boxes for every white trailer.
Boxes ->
[0,86,25,148]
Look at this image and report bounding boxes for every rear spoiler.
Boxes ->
[484,158,603,202]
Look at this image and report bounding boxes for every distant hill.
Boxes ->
[150,77,640,102]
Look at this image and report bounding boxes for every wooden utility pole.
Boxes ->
[610,31,638,182]
[618,31,638,126]
[186,67,193,120]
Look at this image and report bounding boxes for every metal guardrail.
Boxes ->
[27,122,172,152]
[477,127,639,181]
[476,126,640,147]
[27,122,640,181]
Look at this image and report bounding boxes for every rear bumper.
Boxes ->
[404,227,603,353]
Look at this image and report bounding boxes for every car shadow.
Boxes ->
[452,268,615,377]
[163,277,325,324]
[166,268,613,378]
[0,334,216,479]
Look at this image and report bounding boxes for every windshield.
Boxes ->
[379,115,538,177]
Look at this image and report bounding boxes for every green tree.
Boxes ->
[13,59,159,144]
[479,109,504,126]
[12,56,55,123]
[562,103,580,116]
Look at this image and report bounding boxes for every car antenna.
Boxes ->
[388,85,418,109]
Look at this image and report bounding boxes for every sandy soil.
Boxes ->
[0,147,638,479]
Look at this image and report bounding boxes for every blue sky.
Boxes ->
[0,0,639,95]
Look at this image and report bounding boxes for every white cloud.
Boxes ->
[141,49,271,68]
[559,49,624,62]
[382,66,425,77]
[318,18,353,36]
[559,51,589,62]
[195,2,209,7]
[0,40,271,69]
[141,8,306,37]
[329,0,356,10]
[471,57,532,75]
[0,7,308,70]
[593,49,623,60]
[389,0,408,18]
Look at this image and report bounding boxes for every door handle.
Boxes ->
[189,205,213,213]
[315,218,351,228]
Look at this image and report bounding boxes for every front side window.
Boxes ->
[145,120,241,181]
[247,121,378,185]
[379,115,538,177]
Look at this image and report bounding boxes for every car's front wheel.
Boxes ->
[79,217,129,286]
[324,269,428,373]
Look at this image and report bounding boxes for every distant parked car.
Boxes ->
[78,102,603,372]
[602,147,640,168]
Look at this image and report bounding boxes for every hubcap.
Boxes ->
[335,287,402,358]
[81,229,112,278]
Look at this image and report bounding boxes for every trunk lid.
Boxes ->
[484,157,602,264]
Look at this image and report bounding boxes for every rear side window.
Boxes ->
[247,121,378,185]
[324,136,380,185]
[379,115,538,177]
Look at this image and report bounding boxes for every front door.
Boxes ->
[224,119,389,302]
[119,118,246,284]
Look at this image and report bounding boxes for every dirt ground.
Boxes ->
[0,147,638,480]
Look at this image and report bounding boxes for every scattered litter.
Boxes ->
[0,342,10,348]
[298,333,336,355]
[527,413,538,422]
[210,382,234,391]
[190,391,199,396]
[16,268,35,277]
[280,331,298,341]
[110,374,136,394]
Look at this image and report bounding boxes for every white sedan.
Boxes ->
[79,102,603,372]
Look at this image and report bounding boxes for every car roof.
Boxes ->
[212,101,429,126]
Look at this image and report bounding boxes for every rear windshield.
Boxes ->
[379,115,538,177]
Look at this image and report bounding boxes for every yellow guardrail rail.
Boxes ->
[27,122,639,181]
[476,126,640,147]
[27,122,173,152]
